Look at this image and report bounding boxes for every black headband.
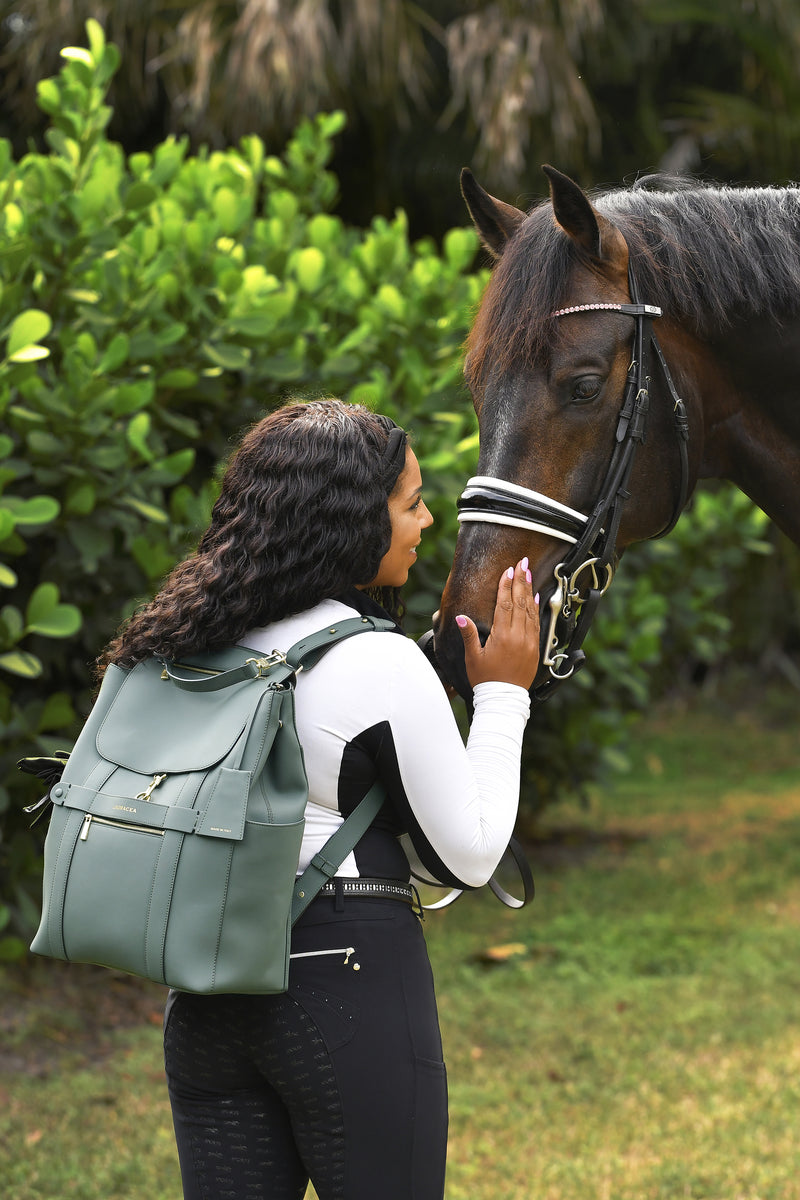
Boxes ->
[382,425,408,480]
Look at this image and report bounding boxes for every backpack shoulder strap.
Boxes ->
[286,616,395,919]
[286,615,396,671]
[290,781,385,923]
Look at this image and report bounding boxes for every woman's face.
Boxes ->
[365,448,434,589]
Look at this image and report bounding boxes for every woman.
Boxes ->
[102,398,540,1200]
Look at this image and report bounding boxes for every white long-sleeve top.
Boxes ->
[242,593,530,889]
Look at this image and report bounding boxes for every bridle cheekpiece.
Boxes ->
[456,269,690,703]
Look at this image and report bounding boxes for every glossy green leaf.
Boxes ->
[36,78,61,115]
[25,582,58,624]
[6,309,52,357]
[153,448,195,479]
[0,604,23,641]
[97,332,130,373]
[226,312,278,338]
[127,411,154,460]
[119,496,168,524]
[8,345,50,363]
[0,650,42,678]
[38,690,77,730]
[213,187,243,233]
[2,495,60,526]
[26,431,63,457]
[293,246,325,293]
[61,46,94,67]
[27,603,82,638]
[65,482,96,516]
[443,227,479,272]
[124,181,158,211]
[201,342,251,370]
[158,369,198,389]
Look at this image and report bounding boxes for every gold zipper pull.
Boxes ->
[135,773,167,802]
[80,813,93,841]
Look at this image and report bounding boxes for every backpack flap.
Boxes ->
[96,657,278,774]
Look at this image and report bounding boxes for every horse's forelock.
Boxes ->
[466,204,577,387]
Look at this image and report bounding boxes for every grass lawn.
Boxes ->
[2,684,800,1199]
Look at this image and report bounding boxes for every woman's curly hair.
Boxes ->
[100,399,407,670]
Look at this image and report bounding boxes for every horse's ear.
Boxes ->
[542,164,628,272]
[542,165,602,257]
[461,168,526,259]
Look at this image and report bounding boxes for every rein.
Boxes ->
[457,267,690,704]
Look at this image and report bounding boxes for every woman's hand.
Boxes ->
[455,559,540,690]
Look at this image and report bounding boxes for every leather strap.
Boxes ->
[285,616,396,670]
[291,781,386,923]
[161,658,265,691]
[415,835,535,911]
[160,617,396,692]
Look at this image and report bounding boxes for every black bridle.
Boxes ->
[456,267,690,704]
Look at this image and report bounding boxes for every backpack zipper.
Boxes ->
[161,662,220,679]
[80,813,166,841]
[160,651,288,681]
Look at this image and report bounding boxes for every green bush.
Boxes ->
[0,21,483,952]
[517,484,779,819]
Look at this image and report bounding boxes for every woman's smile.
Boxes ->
[364,449,433,588]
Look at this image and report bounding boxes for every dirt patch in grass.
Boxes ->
[606,785,800,853]
[528,825,647,869]
[0,960,167,1078]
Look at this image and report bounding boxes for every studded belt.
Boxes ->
[318,877,415,904]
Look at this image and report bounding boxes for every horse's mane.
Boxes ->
[466,174,800,384]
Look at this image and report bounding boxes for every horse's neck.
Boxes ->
[688,319,800,545]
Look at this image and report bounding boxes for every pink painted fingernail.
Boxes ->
[455,615,468,628]
[521,557,529,571]
[535,592,540,604]
[506,567,514,580]
[526,569,532,583]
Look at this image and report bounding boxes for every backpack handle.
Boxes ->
[160,616,397,693]
[160,658,271,692]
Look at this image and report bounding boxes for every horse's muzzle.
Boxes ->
[427,614,472,703]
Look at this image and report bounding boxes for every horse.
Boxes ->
[432,166,800,701]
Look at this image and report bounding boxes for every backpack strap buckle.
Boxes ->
[245,651,291,677]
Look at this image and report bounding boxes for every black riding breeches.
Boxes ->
[163,895,448,1200]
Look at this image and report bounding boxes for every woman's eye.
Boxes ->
[571,376,603,404]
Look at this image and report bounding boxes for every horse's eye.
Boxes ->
[571,376,603,404]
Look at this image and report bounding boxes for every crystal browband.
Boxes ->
[552,302,662,318]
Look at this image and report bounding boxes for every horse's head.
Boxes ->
[434,166,696,699]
